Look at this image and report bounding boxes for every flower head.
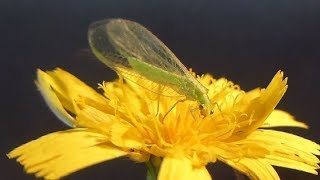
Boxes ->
[8,68,319,180]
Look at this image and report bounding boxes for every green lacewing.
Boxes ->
[88,18,213,115]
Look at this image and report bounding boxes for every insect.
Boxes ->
[88,18,214,116]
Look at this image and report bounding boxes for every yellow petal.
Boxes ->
[248,130,320,156]
[76,104,116,132]
[222,158,280,180]
[265,154,319,175]
[261,109,308,128]
[246,130,320,174]
[46,68,108,111]
[36,68,112,127]
[109,121,144,149]
[158,156,211,180]
[231,71,288,139]
[8,129,127,180]
[36,69,75,126]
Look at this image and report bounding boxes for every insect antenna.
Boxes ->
[154,85,162,117]
[161,98,187,122]
[74,48,97,60]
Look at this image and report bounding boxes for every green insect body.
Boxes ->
[88,18,213,115]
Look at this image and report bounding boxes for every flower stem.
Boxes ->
[146,156,162,180]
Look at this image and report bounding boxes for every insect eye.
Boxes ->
[129,148,135,152]
[210,109,214,115]
[199,104,205,110]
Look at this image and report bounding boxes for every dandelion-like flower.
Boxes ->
[8,68,319,180]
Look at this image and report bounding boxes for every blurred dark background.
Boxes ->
[2,0,320,179]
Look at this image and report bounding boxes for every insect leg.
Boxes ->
[213,102,224,118]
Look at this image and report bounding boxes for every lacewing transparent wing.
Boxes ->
[88,18,212,113]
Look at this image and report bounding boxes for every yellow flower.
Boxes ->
[8,68,319,180]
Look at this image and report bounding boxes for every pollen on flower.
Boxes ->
[97,71,267,166]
